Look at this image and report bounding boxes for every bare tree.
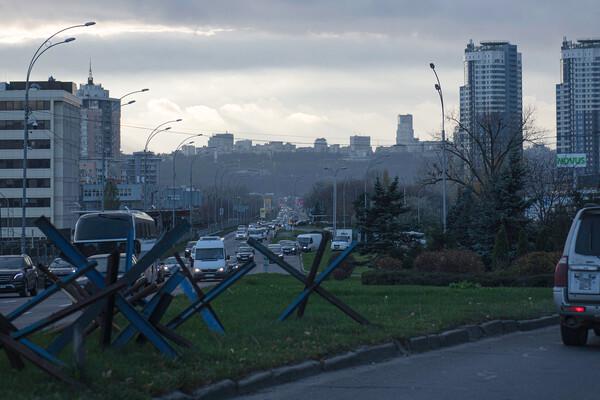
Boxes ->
[524,145,572,225]
[426,107,544,196]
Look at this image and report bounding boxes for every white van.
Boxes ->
[555,206,600,346]
[192,236,230,280]
[297,233,322,252]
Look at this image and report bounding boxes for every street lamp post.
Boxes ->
[430,62,448,234]
[21,21,95,254]
[324,166,347,235]
[142,118,182,209]
[172,134,203,228]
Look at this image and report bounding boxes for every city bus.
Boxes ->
[72,210,161,283]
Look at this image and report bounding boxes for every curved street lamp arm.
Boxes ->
[119,88,149,101]
[27,40,74,81]
[28,23,93,72]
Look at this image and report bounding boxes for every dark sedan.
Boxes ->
[0,255,39,297]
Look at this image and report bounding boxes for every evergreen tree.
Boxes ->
[103,180,121,210]
[492,224,510,270]
[357,177,409,254]
[516,228,529,257]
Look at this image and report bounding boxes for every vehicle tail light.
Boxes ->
[563,305,586,313]
[554,256,568,287]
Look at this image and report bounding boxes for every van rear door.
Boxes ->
[568,212,600,302]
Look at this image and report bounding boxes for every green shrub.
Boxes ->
[449,281,482,289]
[374,256,404,271]
[509,251,561,276]
[360,269,553,288]
[414,249,484,274]
[331,253,356,281]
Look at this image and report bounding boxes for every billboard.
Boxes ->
[556,153,587,168]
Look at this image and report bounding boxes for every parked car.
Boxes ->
[45,258,77,287]
[236,246,255,263]
[0,255,39,297]
[267,244,284,263]
[279,240,298,255]
[554,206,600,346]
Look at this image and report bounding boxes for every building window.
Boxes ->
[0,139,51,150]
[0,159,51,169]
[0,100,50,111]
[0,178,51,188]
[0,120,50,130]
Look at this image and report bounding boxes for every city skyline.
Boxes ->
[0,1,598,153]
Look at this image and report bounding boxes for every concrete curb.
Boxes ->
[155,314,558,400]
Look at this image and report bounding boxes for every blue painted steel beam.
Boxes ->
[166,261,256,330]
[113,268,184,347]
[7,262,96,321]
[35,217,189,358]
[278,242,357,322]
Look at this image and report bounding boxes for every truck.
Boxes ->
[192,236,231,281]
[331,229,353,251]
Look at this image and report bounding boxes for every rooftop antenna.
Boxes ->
[88,57,93,85]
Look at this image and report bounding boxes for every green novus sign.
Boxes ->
[556,153,587,168]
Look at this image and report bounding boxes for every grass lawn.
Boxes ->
[1,275,555,399]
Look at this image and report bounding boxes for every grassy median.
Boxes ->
[1,274,555,399]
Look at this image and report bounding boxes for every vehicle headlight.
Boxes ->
[194,268,201,273]
[71,268,77,274]
[217,267,225,272]
[13,272,24,280]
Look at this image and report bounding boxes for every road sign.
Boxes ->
[557,153,587,168]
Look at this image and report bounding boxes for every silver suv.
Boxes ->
[554,206,600,346]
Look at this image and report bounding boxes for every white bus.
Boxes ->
[73,210,160,283]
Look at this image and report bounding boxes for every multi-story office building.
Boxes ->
[0,79,80,238]
[556,38,600,176]
[314,138,328,152]
[349,135,372,157]
[234,139,252,152]
[458,40,522,154]
[208,132,234,153]
[77,66,121,185]
[396,114,415,145]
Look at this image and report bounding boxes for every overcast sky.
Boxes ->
[0,0,598,152]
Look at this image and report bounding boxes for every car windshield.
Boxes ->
[238,247,252,253]
[298,237,311,245]
[268,245,282,252]
[248,229,261,235]
[92,256,129,274]
[575,214,600,256]
[50,259,72,269]
[163,257,177,264]
[195,248,224,261]
[334,236,349,242]
[0,257,23,270]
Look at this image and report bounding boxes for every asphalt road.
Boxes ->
[239,326,600,400]
[0,228,304,330]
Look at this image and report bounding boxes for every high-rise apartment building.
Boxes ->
[458,40,522,152]
[556,38,600,175]
[0,79,80,238]
[77,65,121,185]
[396,114,415,145]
